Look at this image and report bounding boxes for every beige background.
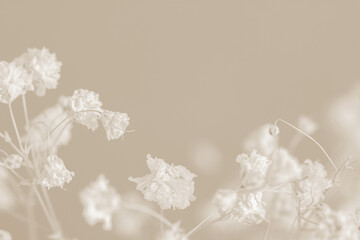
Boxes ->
[0,0,359,239]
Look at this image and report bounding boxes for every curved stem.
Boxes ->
[22,94,30,130]
[8,102,24,152]
[122,202,173,228]
[274,119,338,171]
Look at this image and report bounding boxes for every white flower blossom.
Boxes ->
[38,155,74,189]
[3,154,23,169]
[101,110,130,140]
[296,159,332,209]
[236,150,271,189]
[27,98,73,155]
[0,61,33,104]
[80,175,121,230]
[244,124,279,156]
[0,230,12,240]
[214,189,266,224]
[14,47,62,96]
[159,225,188,240]
[314,204,360,240]
[129,154,196,210]
[68,89,103,131]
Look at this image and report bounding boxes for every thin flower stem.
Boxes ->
[122,202,173,228]
[0,133,23,156]
[22,94,30,130]
[50,116,71,135]
[8,102,24,151]
[263,218,271,240]
[41,186,63,235]
[27,189,38,240]
[160,208,164,236]
[274,119,338,171]
[0,149,8,157]
[183,212,216,239]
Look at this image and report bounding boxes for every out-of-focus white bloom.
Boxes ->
[14,47,62,96]
[244,124,278,156]
[314,204,360,240]
[0,168,16,210]
[0,230,12,240]
[0,61,33,104]
[158,225,188,240]
[80,175,121,230]
[236,150,271,189]
[38,155,74,189]
[296,160,332,209]
[298,115,318,135]
[214,189,266,224]
[267,148,302,184]
[129,154,196,210]
[3,154,23,169]
[68,89,103,131]
[268,124,280,136]
[101,110,130,141]
[27,98,73,155]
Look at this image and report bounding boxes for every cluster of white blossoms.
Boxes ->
[0,230,12,240]
[2,154,23,169]
[214,189,266,224]
[79,175,121,230]
[0,47,61,104]
[129,154,196,210]
[64,89,130,140]
[37,155,74,190]
[236,150,271,189]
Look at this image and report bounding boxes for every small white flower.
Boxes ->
[268,124,280,136]
[0,61,33,104]
[298,115,318,135]
[101,110,130,140]
[69,89,103,131]
[3,154,23,169]
[296,159,332,209]
[129,154,196,210]
[14,47,62,96]
[244,124,279,156]
[159,224,188,240]
[214,189,266,224]
[0,230,12,240]
[38,155,74,189]
[80,175,121,230]
[236,150,271,189]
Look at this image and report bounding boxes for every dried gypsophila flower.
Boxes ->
[236,149,271,189]
[158,224,188,240]
[3,154,23,169]
[79,174,121,231]
[38,155,74,189]
[68,89,103,131]
[101,110,130,141]
[129,154,196,210]
[14,47,62,96]
[295,159,332,209]
[214,189,266,225]
[0,230,11,240]
[0,61,33,104]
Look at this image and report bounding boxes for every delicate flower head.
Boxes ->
[298,115,318,135]
[27,98,73,155]
[68,89,103,131]
[236,150,271,189]
[101,110,130,140]
[268,124,280,136]
[159,224,188,240]
[3,154,23,169]
[0,230,12,240]
[38,155,74,189]
[314,205,360,240]
[0,61,33,104]
[80,175,121,230]
[296,159,332,209]
[244,124,279,156]
[214,189,266,224]
[129,154,196,210]
[14,47,62,96]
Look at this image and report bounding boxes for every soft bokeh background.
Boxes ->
[0,0,360,239]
